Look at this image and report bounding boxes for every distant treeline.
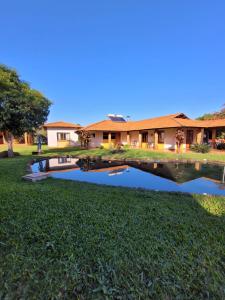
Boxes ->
[197,104,225,120]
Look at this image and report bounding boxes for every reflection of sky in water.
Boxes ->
[32,160,225,196]
[32,160,46,173]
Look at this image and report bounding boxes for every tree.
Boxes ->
[176,129,185,153]
[0,64,51,157]
[77,130,91,149]
[197,104,225,120]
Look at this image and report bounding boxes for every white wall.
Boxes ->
[121,132,128,144]
[47,128,80,147]
[164,128,177,150]
[89,131,103,148]
[130,131,139,146]
[49,158,79,169]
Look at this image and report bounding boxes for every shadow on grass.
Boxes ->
[0,156,225,298]
[0,147,225,298]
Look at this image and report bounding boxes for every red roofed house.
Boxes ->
[84,113,225,150]
[44,121,82,147]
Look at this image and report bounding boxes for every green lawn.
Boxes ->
[0,145,225,298]
[2,144,225,162]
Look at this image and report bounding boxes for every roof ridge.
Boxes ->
[133,113,184,124]
[84,119,109,129]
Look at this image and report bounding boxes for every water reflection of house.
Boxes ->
[87,165,129,175]
[129,161,225,184]
[45,157,80,172]
[41,157,225,189]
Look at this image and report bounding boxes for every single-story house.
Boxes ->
[44,121,82,147]
[83,113,225,150]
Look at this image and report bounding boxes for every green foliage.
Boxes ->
[217,143,225,150]
[197,105,225,120]
[0,149,225,298]
[217,131,225,139]
[0,64,51,154]
[196,113,216,120]
[190,143,211,153]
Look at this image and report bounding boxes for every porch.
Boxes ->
[98,128,205,151]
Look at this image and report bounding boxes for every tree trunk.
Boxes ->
[3,132,14,157]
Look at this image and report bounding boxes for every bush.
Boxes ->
[110,143,125,154]
[216,143,225,150]
[190,144,211,153]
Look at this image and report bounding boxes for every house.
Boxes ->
[44,121,82,147]
[83,113,225,150]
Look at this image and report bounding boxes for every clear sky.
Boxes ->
[1,1,225,125]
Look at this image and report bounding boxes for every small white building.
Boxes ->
[44,121,82,147]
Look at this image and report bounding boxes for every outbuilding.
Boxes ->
[44,121,82,147]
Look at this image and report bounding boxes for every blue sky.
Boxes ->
[1,1,225,125]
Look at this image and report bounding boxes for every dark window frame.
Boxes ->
[57,132,70,141]
[103,132,109,140]
[158,130,165,144]
[142,132,148,143]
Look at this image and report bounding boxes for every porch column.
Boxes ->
[126,132,130,145]
[138,132,142,148]
[24,132,28,145]
[195,162,201,171]
[3,134,6,144]
[108,132,111,145]
[212,128,216,148]
[154,130,158,149]
[196,128,204,144]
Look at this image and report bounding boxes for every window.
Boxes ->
[103,132,116,140]
[142,132,148,143]
[57,132,70,141]
[58,157,71,164]
[103,132,109,140]
[92,133,95,138]
[111,132,116,139]
[158,130,165,143]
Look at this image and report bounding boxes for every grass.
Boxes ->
[0,145,225,298]
[2,144,225,162]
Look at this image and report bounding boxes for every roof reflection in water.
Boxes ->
[32,157,225,195]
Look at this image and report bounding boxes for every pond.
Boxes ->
[32,157,225,196]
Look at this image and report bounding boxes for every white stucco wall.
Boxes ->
[130,131,139,146]
[121,132,128,144]
[164,128,177,150]
[48,157,79,169]
[89,131,103,148]
[47,128,80,147]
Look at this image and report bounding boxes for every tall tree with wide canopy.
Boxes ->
[0,64,51,157]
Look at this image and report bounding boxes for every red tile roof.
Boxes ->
[198,119,225,128]
[84,113,212,131]
[44,121,81,129]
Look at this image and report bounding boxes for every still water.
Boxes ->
[32,157,225,196]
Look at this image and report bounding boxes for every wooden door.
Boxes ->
[115,132,121,144]
[186,130,194,148]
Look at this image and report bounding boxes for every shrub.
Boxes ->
[190,144,211,153]
[217,143,225,150]
[123,144,130,150]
